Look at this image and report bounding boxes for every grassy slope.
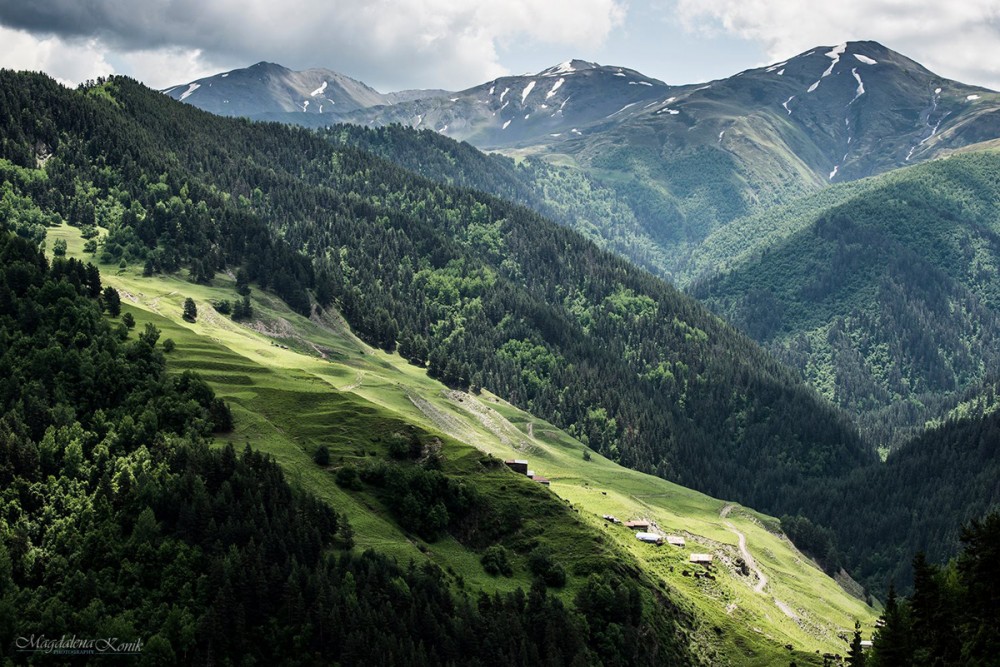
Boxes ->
[50,223,877,665]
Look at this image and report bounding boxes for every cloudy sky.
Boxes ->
[0,0,998,91]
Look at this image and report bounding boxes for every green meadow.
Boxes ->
[49,222,878,665]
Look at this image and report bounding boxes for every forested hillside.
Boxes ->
[0,230,692,665]
[0,71,869,520]
[325,124,675,278]
[692,151,1000,450]
[781,395,1000,593]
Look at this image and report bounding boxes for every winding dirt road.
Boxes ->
[721,505,768,594]
[720,505,798,619]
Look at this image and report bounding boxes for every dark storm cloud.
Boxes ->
[0,0,627,91]
[0,1,185,49]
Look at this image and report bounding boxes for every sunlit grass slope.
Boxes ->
[50,223,877,665]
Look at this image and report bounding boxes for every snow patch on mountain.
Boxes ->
[310,82,328,97]
[782,95,795,114]
[810,43,847,93]
[221,73,229,78]
[854,54,878,65]
[766,61,788,73]
[823,43,847,76]
[829,165,839,179]
[546,79,565,99]
[180,83,200,101]
[502,119,512,130]
[549,61,575,76]
[850,68,865,103]
[499,87,510,102]
[967,94,981,101]
[521,81,535,104]
[608,102,637,118]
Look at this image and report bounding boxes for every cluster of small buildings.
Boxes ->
[504,459,550,486]
[603,514,713,565]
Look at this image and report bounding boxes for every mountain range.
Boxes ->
[163,61,449,117]
[164,41,1000,451]
[1,35,999,666]
[166,42,999,177]
[1,68,888,665]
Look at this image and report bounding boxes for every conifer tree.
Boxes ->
[871,583,912,667]
[183,297,198,322]
[848,620,866,667]
[102,285,121,317]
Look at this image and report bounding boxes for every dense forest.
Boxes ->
[324,124,677,279]
[0,230,694,665]
[866,511,1000,667]
[0,71,870,521]
[690,152,1000,451]
[781,398,1000,592]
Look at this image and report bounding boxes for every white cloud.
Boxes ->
[0,26,113,86]
[675,0,1000,89]
[0,0,627,90]
[116,48,224,90]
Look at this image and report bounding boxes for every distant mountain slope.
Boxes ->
[164,43,1000,284]
[323,123,677,277]
[0,70,870,518]
[162,61,449,117]
[551,42,1000,274]
[336,59,679,149]
[691,149,1000,450]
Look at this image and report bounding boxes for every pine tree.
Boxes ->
[183,297,198,322]
[102,285,121,317]
[910,552,943,664]
[871,583,911,667]
[848,620,866,667]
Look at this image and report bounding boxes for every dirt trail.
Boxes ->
[720,505,798,620]
[724,516,768,594]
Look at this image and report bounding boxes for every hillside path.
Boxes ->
[723,515,768,594]
[720,505,799,619]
